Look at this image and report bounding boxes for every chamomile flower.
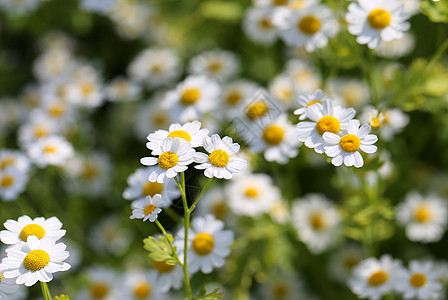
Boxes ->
[397,0,420,16]
[76,267,123,300]
[36,95,76,125]
[175,214,234,274]
[349,255,404,300]
[249,114,300,164]
[226,173,281,217]
[33,48,74,82]
[323,119,378,168]
[194,134,247,179]
[27,135,74,168]
[293,89,328,120]
[396,192,448,243]
[123,270,164,300]
[162,75,221,123]
[292,194,340,254]
[196,187,231,221]
[257,272,306,300]
[269,74,297,107]
[297,98,356,153]
[65,67,104,108]
[188,50,240,82]
[130,194,165,222]
[378,108,409,141]
[329,245,365,284]
[135,98,173,140]
[18,114,59,147]
[327,78,370,108]
[0,168,28,202]
[141,137,195,183]
[243,7,279,45]
[395,260,443,299]
[89,216,132,255]
[285,59,321,98]
[105,77,141,102]
[376,32,415,58]
[273,4,339,52]
[149,254,184,293]
[147,120,209,149]
[2,236,70,286]
[0,215,66,245]
[123,167,180,207]
[346,0,411,49]
[0,265,19,298]
[220,80,259,117]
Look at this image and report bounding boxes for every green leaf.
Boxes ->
[195,288,224,300]
[199,1,243,21]
[143,235,177,265]
[54,296,69,300]
[420,1,448,23]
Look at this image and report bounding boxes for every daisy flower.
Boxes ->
[376,32,415,58]
[328,245,365,284]
[293,89,328,120]
[396,192,448,243]
[194,134,247,179]
[76,267,123,300]
[130,194,166,222]
[141,137,195,183]
[285,59,322,97]
[327,78,370,109]
[378,108,409,141]
[161,75,221,123]
[27,135,74,168]
[220,80,259,117]
[105,77,141,102]
[323,119,378,168]
[0,167,28,202]
[134,97,173,140]
[149,255,184,293]
[243,7,279,45]
[123,167,180,207]
[395,260,443,299]
[0,265,19,298]
[348,255,404,300]
[268,74,297,107]
[196,187,231,221]
[18,114,59,147]
[346,0,411,49]
[273,4,339,52]
[258,272,306,300]
[297,98,356,153]
[123,270,164,300]
[0,215,66,245]
[249,114,300,164]
[33,48,74,82]
[89,216,131,256]
[226,173,281,217]
[188,50,240,82]
[65,66,105,108]
[2,236,70,286]
[292,194,340,254]
[146,120,209,149]
[175,214,234,274]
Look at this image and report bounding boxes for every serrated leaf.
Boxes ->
[143,235,177,265]
[195,288,224,300]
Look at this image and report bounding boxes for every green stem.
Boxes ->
[40,282,52,300]
[188,178,213,214]
[155,219,183,266]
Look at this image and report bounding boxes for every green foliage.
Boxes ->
[54,295,69,300]
[420,0,448,23]
[143,235,177,265]
[194,287,224,300]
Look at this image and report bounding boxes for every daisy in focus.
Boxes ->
[346,0,411,49]
[130,194,166,222]
[141,137,195,183]
[396,192,448,243]
[146,120,209,149]
[175,214,234,274]
[194,134,247,179]
[323,119,378,168]
[2,236,70,286]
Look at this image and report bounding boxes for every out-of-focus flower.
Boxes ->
[0,167,28,202]
[329,245,365,284]
[0,265,19,298]
[188,50,240,82]
[105,77,141,102]
[327,78,370,109]
[123,270,165,300]
[89,216,132,256]
[376,32,415,58]
[243,7,279,45]
[76,267,123,300]
[27,135,74,168]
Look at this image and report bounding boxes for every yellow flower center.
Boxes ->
[208,62,222,72]
[246,101,269,120]
[315,116,340,136]
[44,146,57,153]
[90,283,109,299]
[167,130,192,142]
[306,100,321,107]
[193,232,215,255]
[289,0,305,9]
[134,282,152,299]
[151,64,162,72]
[82,164,98,180]
[0,157,15,169]
[273,0,288,5]
[344,257,360,270]
[259,18,273,29]
[226,92,242,106]
[298,15,321,35]
[208,150,230,167]
[410,273,427,288]
[0,273,2,283]
[272,282,289,299]
[245,187,258,198]
[158,151,179,169]
[142,181,164,197]
[339,134,361,152]
[370,117,381,128]
[310,213,325,230]
[80,82,95,96]
[114,80,129,96]
[212,202,228,219]
[368,270,388,286]
[368,8,391,30]
[23,249,50,271]
[153,115,167,126]
[34,125,49,138]
[414,205,433,223]
[143,204,157,215]
[20,224,46,241]
[263,125,285,145]
[181,88,201,106]
[48,104,65,118]
[1,176,14,188]
[152,260,175,273]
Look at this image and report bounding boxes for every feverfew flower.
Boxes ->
[27,135,74,168]
[194,134,247,179]
[378,108,409,141]
[220,80,259,117]
[0,168,28,202]
[130,194,165,222]
[188,50,240,82]
[149,252,184,293]
[0,150,30,173]
[329,245,365,283]
[273,4,339,52]
[297,99,356,153]
[327,78,370,108]
[323,119,378,168]
[141,137,195,183]
[0,215,66,245]
[0,265,19,298]
[147,120,209,149]
[285,59,321,95]
[395,261,443,300]
[293,89,328,120]
[396,192,448,243]
[76,267,123,300]
[2,236,70,286]
[105,77,141,102]
[269,74,297,107]
[376,32,415,58]
[243,7,279,45]
[134,98,173,140]
[176,214,234,274]
[346,0,411,49]
[123,270,164,300]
